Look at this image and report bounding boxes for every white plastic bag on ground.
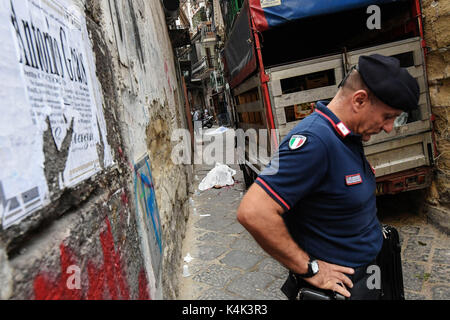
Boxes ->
[204,126,229,136]
[198,163,236,191]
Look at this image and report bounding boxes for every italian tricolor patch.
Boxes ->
[289,135,307,150]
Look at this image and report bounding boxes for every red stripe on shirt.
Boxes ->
[315,109,347,138]
[256,177,290,210]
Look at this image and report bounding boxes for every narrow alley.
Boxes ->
[179,129,289,300]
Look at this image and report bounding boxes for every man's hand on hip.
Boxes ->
[304,260,355,298]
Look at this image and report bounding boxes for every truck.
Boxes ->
[222,0,436,195]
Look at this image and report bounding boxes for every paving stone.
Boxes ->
[220,250,264,270]
[402,262,425,292]
[429,264,450,283]
[197,288,243,300]
[192,264,242,288]
[185,261,208,276]
[432,248,450,265]
[195,216,235,232]
[399,226,420,236]
[230,237,267,256]
[431,285,450,300]
[197,232,236,248]
[256,258,288,279]
[404,290,427,300]
[404,236,434,262]
[227,271,276,299]
[221,221,246,235]
[195,245,229,261]
[438,235,450,249]
[263,278,288,300]
[418,225,438,237]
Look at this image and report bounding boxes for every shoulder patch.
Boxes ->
[289,135,307,150]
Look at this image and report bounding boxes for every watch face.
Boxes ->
[311,261,319,274]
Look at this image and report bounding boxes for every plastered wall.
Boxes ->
[0,0,191,299]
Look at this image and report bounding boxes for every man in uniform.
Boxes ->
[237,54,419,300]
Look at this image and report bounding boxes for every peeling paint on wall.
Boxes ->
[33,216,150,300]
[0,0,113,228]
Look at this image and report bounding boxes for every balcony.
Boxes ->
[201,22,216,42]
[191,55,217,80]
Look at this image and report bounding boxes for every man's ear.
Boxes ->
[351,90,370,113]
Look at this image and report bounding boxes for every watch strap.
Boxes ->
[297,257,318,278]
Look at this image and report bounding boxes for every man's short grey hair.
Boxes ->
[340,69,378,103]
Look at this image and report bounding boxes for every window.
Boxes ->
[284,102,316,123]
[280,69,336,94]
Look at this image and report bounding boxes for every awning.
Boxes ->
[223,0,257,88]
[223,0,407,87]
[249,0,406,32]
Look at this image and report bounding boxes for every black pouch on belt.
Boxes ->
[280,271,301,300]
[281,271,345,300]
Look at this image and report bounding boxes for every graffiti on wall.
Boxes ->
[33,216,150,300]
[134,154,163,286]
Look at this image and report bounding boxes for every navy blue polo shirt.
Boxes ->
[255,101,383,267]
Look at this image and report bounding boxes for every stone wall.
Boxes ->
[422,0,450,233]
[0,0,191,299]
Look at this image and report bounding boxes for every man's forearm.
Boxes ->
[237,187,310,275]
[237,184,355,297]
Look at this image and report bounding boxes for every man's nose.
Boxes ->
[382,121,394,133]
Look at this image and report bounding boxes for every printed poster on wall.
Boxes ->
[0,0,112,228]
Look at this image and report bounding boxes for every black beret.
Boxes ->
[358,54,420,112]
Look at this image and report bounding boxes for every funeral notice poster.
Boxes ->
[0,0,112,228]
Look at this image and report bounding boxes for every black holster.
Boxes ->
[280,271,301,300]
[281,271,344,300]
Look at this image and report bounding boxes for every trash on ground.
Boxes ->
[204,126,229,136]
[182,264,191,277]
[199,214,211,217]
[184,253,194,263]
[198,163,236,191]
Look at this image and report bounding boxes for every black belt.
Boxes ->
[281,260,381,300]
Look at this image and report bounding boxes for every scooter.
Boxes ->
[202,115,214,128]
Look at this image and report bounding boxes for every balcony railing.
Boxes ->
[191,55,218,78]
[201,23,216,41]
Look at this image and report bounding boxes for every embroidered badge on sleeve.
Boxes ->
[289,135,307,150]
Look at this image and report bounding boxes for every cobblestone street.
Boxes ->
[179,164,289,300]
[178,138,450,300]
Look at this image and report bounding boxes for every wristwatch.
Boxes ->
[298,258,319,278]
